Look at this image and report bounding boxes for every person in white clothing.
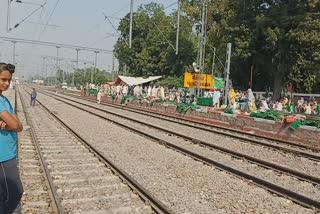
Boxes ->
[122,85,128,97]
[134,85,140,97]
[213,89,221,108]
[148,86,152,97]
[160,87,165,99]
[116,85,121,95]
[305,103,312,114]
[260,99,269,112]
[275,102,283,111]
[97,90,103,104]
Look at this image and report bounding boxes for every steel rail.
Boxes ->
[66,90,320,159]
[30,87,320,211]
[121,106,320,152]
[104,102,320,152]
[18,88,64,214]
[22,87,174,214]
[106,103,320,160]
[48,88,320,153]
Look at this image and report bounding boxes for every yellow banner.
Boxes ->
[184,72,213,90]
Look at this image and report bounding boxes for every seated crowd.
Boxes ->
[224,87,319,115]
[83,83,320,116]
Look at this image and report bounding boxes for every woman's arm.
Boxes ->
[0,111,23,132]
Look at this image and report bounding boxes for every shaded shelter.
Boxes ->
[114,75,162,86]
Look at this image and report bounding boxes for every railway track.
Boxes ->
[18,87,173,214]
[17,89,57,213]
[38,88,320,164]
[48,87,320,153]
[29,86,320,211]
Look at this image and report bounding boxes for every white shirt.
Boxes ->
[122,86,128,94]
[214,91,221,102]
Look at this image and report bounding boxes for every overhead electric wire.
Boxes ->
[25,21,59,27]
[102,11,129,46]
[102,12,121,36]
[38,0,61,40]
[105,16,122,20]
[9,1,47,31]
[87,35,116,47]
[152,21,176,51]
[0,36,113,53]
[164,2,178,10]
[32,1,46,39]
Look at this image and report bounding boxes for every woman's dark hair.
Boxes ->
[0,63,15,74]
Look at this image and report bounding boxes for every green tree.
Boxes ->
[114,2,196,78]
[68,68,112,86]
[227,0,320,98]
[115,0,320,96]
[156,76,184,88]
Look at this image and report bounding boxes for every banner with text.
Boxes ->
[184,72,213,90]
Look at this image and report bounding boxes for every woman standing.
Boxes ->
[247,89,257,112]
[0,63,23,214]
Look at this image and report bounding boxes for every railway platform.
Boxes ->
[82,92,320,147]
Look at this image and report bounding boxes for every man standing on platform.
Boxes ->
[31,88,37,106]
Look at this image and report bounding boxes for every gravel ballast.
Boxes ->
[28,88,317,214]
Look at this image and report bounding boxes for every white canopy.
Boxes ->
[114,75,162,86]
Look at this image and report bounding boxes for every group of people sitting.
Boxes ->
[85,83,320,116]
[278,97,320,115]
[91,83,196,104]
[222,87,320,115]
[251,94,320,115]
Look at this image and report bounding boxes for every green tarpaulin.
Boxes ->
[290,120,320,130]
[250,110,284,121]
[86,89,98,95]
[224,107,233,114]
[166,101,177,105]
[150,98,164,106]
[176,103,199,114]
[111,94,117,100]
[121,96,137,104]
[197,97,214,107]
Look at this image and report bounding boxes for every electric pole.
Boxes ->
[45,62,48,85]
[92,51,99,84]
[41,57,46,80]
[7,0,11,32]
[175,0,181,55]
[74,49,80,87]
[224,43,232,105]
[55,46,60,85]
[211,47,216,90]
[197,0,207,97]
[112,51,115,81]
[129,0,134,48]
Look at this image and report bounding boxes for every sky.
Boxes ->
[0,0,178,80]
